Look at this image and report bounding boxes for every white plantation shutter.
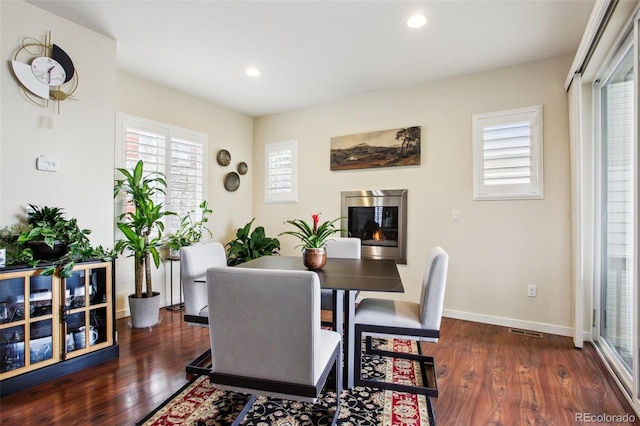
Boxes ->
[118,114,207,231]
[473,106,543,200]
[122,122,167,209]
[265,140,298,203]
[169,133,205,228]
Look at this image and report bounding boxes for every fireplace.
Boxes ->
[340,189,407,264]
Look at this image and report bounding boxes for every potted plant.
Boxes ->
[225,218,281,266]
[165,200,213,256]
[0,205,114,277]
[114,159,175,328]
[279,213,345,270]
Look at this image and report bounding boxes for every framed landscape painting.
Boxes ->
[330,126,421,171]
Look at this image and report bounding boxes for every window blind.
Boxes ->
[119,115,207,230]
[472,105,543,200]
[169,136,204,223]
[482,120,532,186]
[265,140,298,203]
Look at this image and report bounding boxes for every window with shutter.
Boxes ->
[117,114,207,231]
[472,105,543,200]
[264,140,298,204]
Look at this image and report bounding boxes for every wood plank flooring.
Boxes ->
[430,319,638,425]
[0,309,637,425]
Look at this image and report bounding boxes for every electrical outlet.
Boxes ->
[527,284,537,297]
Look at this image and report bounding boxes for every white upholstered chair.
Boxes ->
[353,246,448,402]
[321,237,361,328]
[180,241,227,326]
[207,267,342,425]
[180,242,228,375]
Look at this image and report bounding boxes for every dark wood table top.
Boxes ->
[236,255,404,293]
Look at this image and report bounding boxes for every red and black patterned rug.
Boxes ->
[138,338,433,425]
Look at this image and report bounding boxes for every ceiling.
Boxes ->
[27,0,595,117]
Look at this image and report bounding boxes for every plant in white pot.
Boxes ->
[114,160,175,328]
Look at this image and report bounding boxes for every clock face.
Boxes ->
[31,56,66,86]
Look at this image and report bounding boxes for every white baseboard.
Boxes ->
[443,309,574,337]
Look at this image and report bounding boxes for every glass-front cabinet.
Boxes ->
[0,261,114,383]
[63,263,112,359]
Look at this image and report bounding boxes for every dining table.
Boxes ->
[236,255,404,388]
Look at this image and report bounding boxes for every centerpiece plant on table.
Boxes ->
[279,213,345,270]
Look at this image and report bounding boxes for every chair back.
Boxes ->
[419,246,449,332]
[180,242,227,317]
[325,237,361,259]
[207,267,321,386]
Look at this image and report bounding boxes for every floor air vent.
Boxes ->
[508,328,543,338]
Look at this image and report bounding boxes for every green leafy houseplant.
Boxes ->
[0,205,114,277]
[279,213,345,250]
[114,160,175,299]
[225,218,280,266]
[165,201,213,254]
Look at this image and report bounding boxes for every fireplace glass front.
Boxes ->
[341,190,407,264]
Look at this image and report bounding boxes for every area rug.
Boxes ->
[137,338,432,425]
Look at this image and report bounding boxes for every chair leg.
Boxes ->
[354,324,439,397]
[230,394,258,426]
[186,348,212,375]
[330,342,342,426]
[426,395,437,425]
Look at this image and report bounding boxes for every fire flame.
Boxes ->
[373,230,383,241]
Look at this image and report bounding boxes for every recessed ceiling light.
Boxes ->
[407,14,427,29]
[246,67,261,77]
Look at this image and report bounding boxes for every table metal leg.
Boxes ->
[343,290,356,388]
[332,289,346,386]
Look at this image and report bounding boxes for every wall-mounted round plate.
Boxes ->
[237,162,248,175]
[224,172,240,192]
[216,149,231,166]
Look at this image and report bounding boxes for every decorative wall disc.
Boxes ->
[216,149,231,166]
[224,172,240,192]
[237,162,248,175]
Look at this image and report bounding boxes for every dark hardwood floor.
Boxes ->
[0,309,637,425]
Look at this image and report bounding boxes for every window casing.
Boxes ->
[472,105,543,200]
[264,140,298,204]
[116,114,207,231]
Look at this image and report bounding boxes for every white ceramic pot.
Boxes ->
[128,292,161,328]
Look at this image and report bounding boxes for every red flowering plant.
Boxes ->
[280,213,345,250]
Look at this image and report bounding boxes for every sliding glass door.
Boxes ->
[596,36,635,387]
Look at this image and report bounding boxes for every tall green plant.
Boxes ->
[114,160,175,298]
[225,219,280,266]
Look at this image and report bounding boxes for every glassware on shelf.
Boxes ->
[0,302,8,323]
[3,330,24,371]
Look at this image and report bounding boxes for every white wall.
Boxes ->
[253,55,574,335]
[115,71,254,317]
[0,1,576,333]
[1,1,116,247]
[0,1,255,320]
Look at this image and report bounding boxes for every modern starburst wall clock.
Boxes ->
[10,31,78,113]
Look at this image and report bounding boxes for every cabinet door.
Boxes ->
[0,270,59,379]
[63,262,112,358]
